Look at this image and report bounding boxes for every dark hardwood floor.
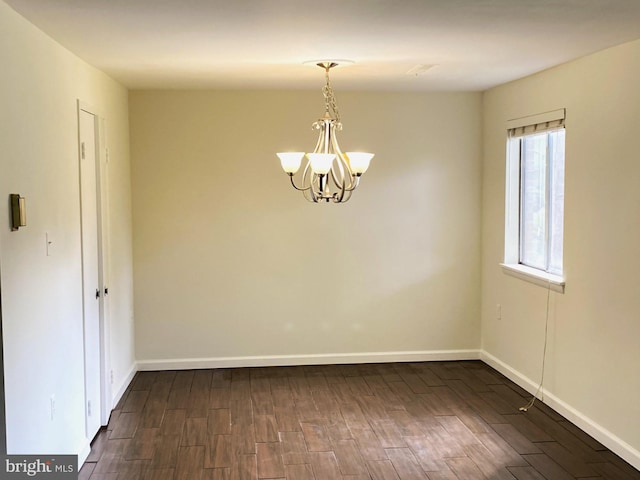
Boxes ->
[79,361,640,480]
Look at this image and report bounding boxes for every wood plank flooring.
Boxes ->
[79,361,640,480]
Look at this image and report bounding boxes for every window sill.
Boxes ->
[500,263,565,294]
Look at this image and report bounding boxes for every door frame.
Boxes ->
[77,100,112,429]
[0,260,6,454]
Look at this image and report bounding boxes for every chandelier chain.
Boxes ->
[322,67,341,123]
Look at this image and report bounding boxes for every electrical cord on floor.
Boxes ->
[519,281,551,413]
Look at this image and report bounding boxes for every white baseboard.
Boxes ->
[77,437,91,469]
[137,349,481,371]
[111,362,137,409]
[480,350,640,471]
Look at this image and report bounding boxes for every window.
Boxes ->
[503,109,566,291]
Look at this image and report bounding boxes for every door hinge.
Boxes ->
[87,401,92,416]
[95,288,100,300]
[81,142,86,159]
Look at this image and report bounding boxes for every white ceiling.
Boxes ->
[5,0,640,91]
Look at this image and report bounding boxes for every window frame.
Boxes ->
[502,109,566,293]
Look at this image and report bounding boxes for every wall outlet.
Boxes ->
[496,303,502,320]
[50,395,55,421]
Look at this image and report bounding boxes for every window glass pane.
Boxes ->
[520,133,547,270]
[548,130,565,274]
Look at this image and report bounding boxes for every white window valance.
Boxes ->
[507,108,565,137]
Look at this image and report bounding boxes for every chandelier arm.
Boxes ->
[302,184,316,203]
[329,142,345,177]
[311,179,322,202]
[329,128,349,170]
[300,163,319,202]
[344,190,353,202]
[334,188,353,203]
[292,161,313,202]
[329,129,357,197]
[329,154,345,186]
[288,174,311,192]
[312,122,324,152]
[344,175,361,192]
[334,178,346,203]
[329,157,347,202]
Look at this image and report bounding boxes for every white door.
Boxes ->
[79,108,102,440]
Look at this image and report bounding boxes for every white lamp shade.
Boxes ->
[307,153,335,174]
[277,152,305,174]
[346,152,374,174]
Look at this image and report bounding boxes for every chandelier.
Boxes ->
[277,61,374,203]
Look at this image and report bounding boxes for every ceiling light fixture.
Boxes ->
[277,61,374,203]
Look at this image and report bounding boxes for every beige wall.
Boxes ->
[130,90,482,364]
[0,0,134,459]
[7,0,640,466]
[481,39,640,463]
